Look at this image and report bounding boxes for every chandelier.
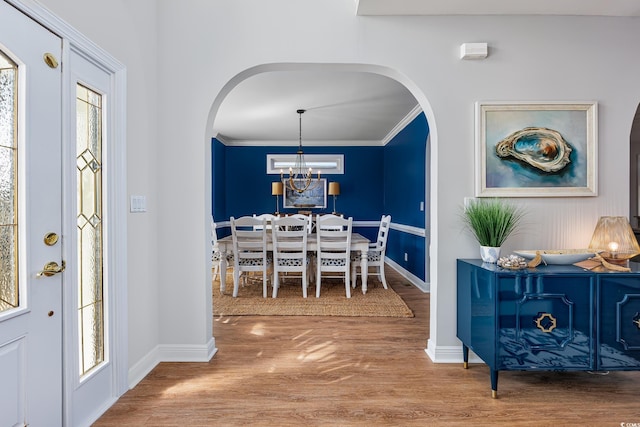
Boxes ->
[281,109,321,193]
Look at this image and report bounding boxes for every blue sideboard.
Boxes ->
[456,259,640,398]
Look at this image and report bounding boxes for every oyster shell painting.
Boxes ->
[495,127,572,173]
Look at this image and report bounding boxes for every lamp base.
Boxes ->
[601,257,629,267]
[600,252,630,267]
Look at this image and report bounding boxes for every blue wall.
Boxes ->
[383,113,428,280]
[212,112,429,281]
[217,145,384,220]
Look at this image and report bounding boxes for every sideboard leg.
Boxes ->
[490,369,498,399]
[462,344,469,369]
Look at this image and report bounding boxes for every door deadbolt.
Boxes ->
[44,232,59,246]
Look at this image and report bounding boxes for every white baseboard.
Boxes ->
[128,338,217,389]
[385,258,429,292]
[425,338,484,364]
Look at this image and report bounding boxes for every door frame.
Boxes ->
[6,0,129,424]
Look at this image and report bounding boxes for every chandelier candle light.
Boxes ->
[281,109,321,193]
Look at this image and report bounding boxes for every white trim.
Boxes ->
[158,339,218,362]
[220,139,383,147]
[214,104,422,147]
[425,339,484,364]
[128,339,218,389]
[389,221,426,237]
[78,397,119,427]
[127,346,161,389]
[267,154,344,175]
[353,220,379,228]
[381,104,422,145]
[385,257,429,292]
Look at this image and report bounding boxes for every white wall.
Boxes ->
[37,0,640,375]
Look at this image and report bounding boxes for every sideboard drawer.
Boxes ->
[598,276,640,369]
[497,274,594,370]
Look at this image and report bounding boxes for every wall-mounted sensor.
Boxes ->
[460,43,488,59]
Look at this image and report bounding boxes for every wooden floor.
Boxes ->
[94,269,640,426]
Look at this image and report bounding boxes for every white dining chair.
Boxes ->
[252,213,278,230]
[352,214,391,290]
[230,215,272,298]
[315,214,353,298]
[287,213,313,233]
[211,217,233,292]
[271,215,312,298]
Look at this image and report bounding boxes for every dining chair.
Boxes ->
[252,213,278,230]
[351,214,391,290]
[287,213,313,233]
[230,215,272,298]
[315,214,353,298]
[271,215,312,298]
[211,217,234,294]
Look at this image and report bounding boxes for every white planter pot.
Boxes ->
[480,246,501,263]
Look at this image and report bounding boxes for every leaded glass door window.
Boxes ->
[76,84,104,376]
[0,51,18,314]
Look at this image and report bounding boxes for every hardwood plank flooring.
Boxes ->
[94,268,640,426]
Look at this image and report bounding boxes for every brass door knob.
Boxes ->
[37,261,65,277]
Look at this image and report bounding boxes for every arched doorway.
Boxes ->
[204,63,436,346]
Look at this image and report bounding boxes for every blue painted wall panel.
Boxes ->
[383,113,427,228]
[212,139,226,222]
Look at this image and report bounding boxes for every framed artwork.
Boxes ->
[475,101,597,197]
[283,178,327,209]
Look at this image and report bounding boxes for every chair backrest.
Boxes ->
[230,216,268,264]
[316,215,352,259]
[211,217,219,247]
[316,213,346,232]
[272,216,309,262]
[287,213,312,233]
[252,213,277,230]
[375,214,392,251]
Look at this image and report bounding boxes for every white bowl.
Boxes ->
[513,249,598,265]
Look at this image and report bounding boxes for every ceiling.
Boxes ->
[355,0,640,16]
[213,1,640,147]
[213,71,419,146]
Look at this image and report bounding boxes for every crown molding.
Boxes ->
[381,104,422,146]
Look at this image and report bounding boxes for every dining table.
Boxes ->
[216,232,372,295]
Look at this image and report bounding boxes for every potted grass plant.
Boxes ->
[462,198,524,263]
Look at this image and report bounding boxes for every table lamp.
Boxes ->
[588,216,640,266]
[272,182,283,215]
[328,182,340,214]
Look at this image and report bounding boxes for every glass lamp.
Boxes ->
[588,216,640,266]
[328,182,340,214]
[272,182,283,215]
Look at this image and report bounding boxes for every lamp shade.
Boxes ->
[328,182,340,196]
[272,181,284,196]
[588,216,640,261]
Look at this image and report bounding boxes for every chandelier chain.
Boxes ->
[281,109,321,194]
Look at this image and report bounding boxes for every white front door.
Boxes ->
[0,1,63,426]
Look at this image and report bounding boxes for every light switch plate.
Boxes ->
[130,195,147,213]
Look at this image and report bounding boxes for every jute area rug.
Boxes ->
[213,270,414,318]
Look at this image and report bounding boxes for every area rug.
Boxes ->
[213,273,414,317]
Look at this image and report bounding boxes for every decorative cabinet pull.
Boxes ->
[534,312,557,333]
[633,313,640,330]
